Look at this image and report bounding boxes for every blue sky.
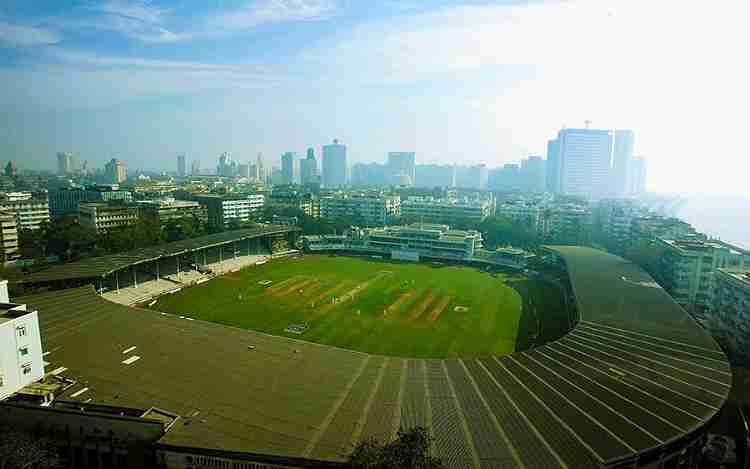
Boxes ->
[1,0,749,195]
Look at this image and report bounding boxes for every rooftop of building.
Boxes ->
[0,302,30,325]
[17,225,298,284]
[718,268,750,287]
[16,246,730,468]
[660,237,748,255]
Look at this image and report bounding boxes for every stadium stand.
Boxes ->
[6,246,731,469]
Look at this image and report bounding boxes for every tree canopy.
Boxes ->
[348,427,444,469]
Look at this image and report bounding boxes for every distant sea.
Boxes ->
[676,194,750,250]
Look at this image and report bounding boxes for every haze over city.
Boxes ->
[2,0,749,197]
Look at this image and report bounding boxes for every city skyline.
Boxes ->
[1,1,748,196]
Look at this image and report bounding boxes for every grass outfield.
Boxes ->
[149,254,527,358]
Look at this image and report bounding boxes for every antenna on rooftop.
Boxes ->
[584,120,592,129]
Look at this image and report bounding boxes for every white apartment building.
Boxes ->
[320,194,400,226]
[709,269,750,365]
[78,202,140,232]
[401,197,492,224]
[658,238,750,310]
[0,192,51,231]
[0,280,44,401]
[0,212,19,263]
[192,194,265,229]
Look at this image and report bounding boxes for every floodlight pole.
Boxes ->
[116,270,119,293]
[133,266,138,288]
[176,256,180,280]
[203,250,207,267]
[156,259,160,280]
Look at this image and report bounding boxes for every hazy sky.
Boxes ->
[1,0,748,195]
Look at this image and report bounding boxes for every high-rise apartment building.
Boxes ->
[322,139,347,187]
[557,128,613,199]
[177,155,186,177]
[300,148,318,186]
[104,158,127,183]
[281,152,296,185]
[387,152,416,186]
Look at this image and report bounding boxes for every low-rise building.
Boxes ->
[496,202,542,231]
[709,269,750,365]
[303,223,483,261]
[49,184,133,217]
[541,204,592,245]
[594,199,648,253]
[136,198,207,225]
[268,189,320,218]
[78,202,140,232]
[658,238,750,310]
[0,212,19,263]
[192,194,265,229]
[0,192,50,231]
[320,194,400,226]
[0,280,44,400]
[400,196,492,224]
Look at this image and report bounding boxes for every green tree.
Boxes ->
[348,427,443,469]
[0,427,59,469]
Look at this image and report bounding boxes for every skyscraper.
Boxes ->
[177,155,186,177]
[217,153,230,177]
[521,156,546,193]
[57,152,74,175]
[300,148,318,185]
[191,160,201,176]
[546,138,561,193]
[557,128,614,199]
[4,161,16,178]
[104,158,126,183]
[281,152,296,185]
[256,154,265,183]
[387,152,416,186]
[322,139,347,187]
[611,130,634,197]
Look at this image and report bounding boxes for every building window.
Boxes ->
[17,325,26,337]
[19,346,28,356]
[0,375,4,387]
[22,363,32,375]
